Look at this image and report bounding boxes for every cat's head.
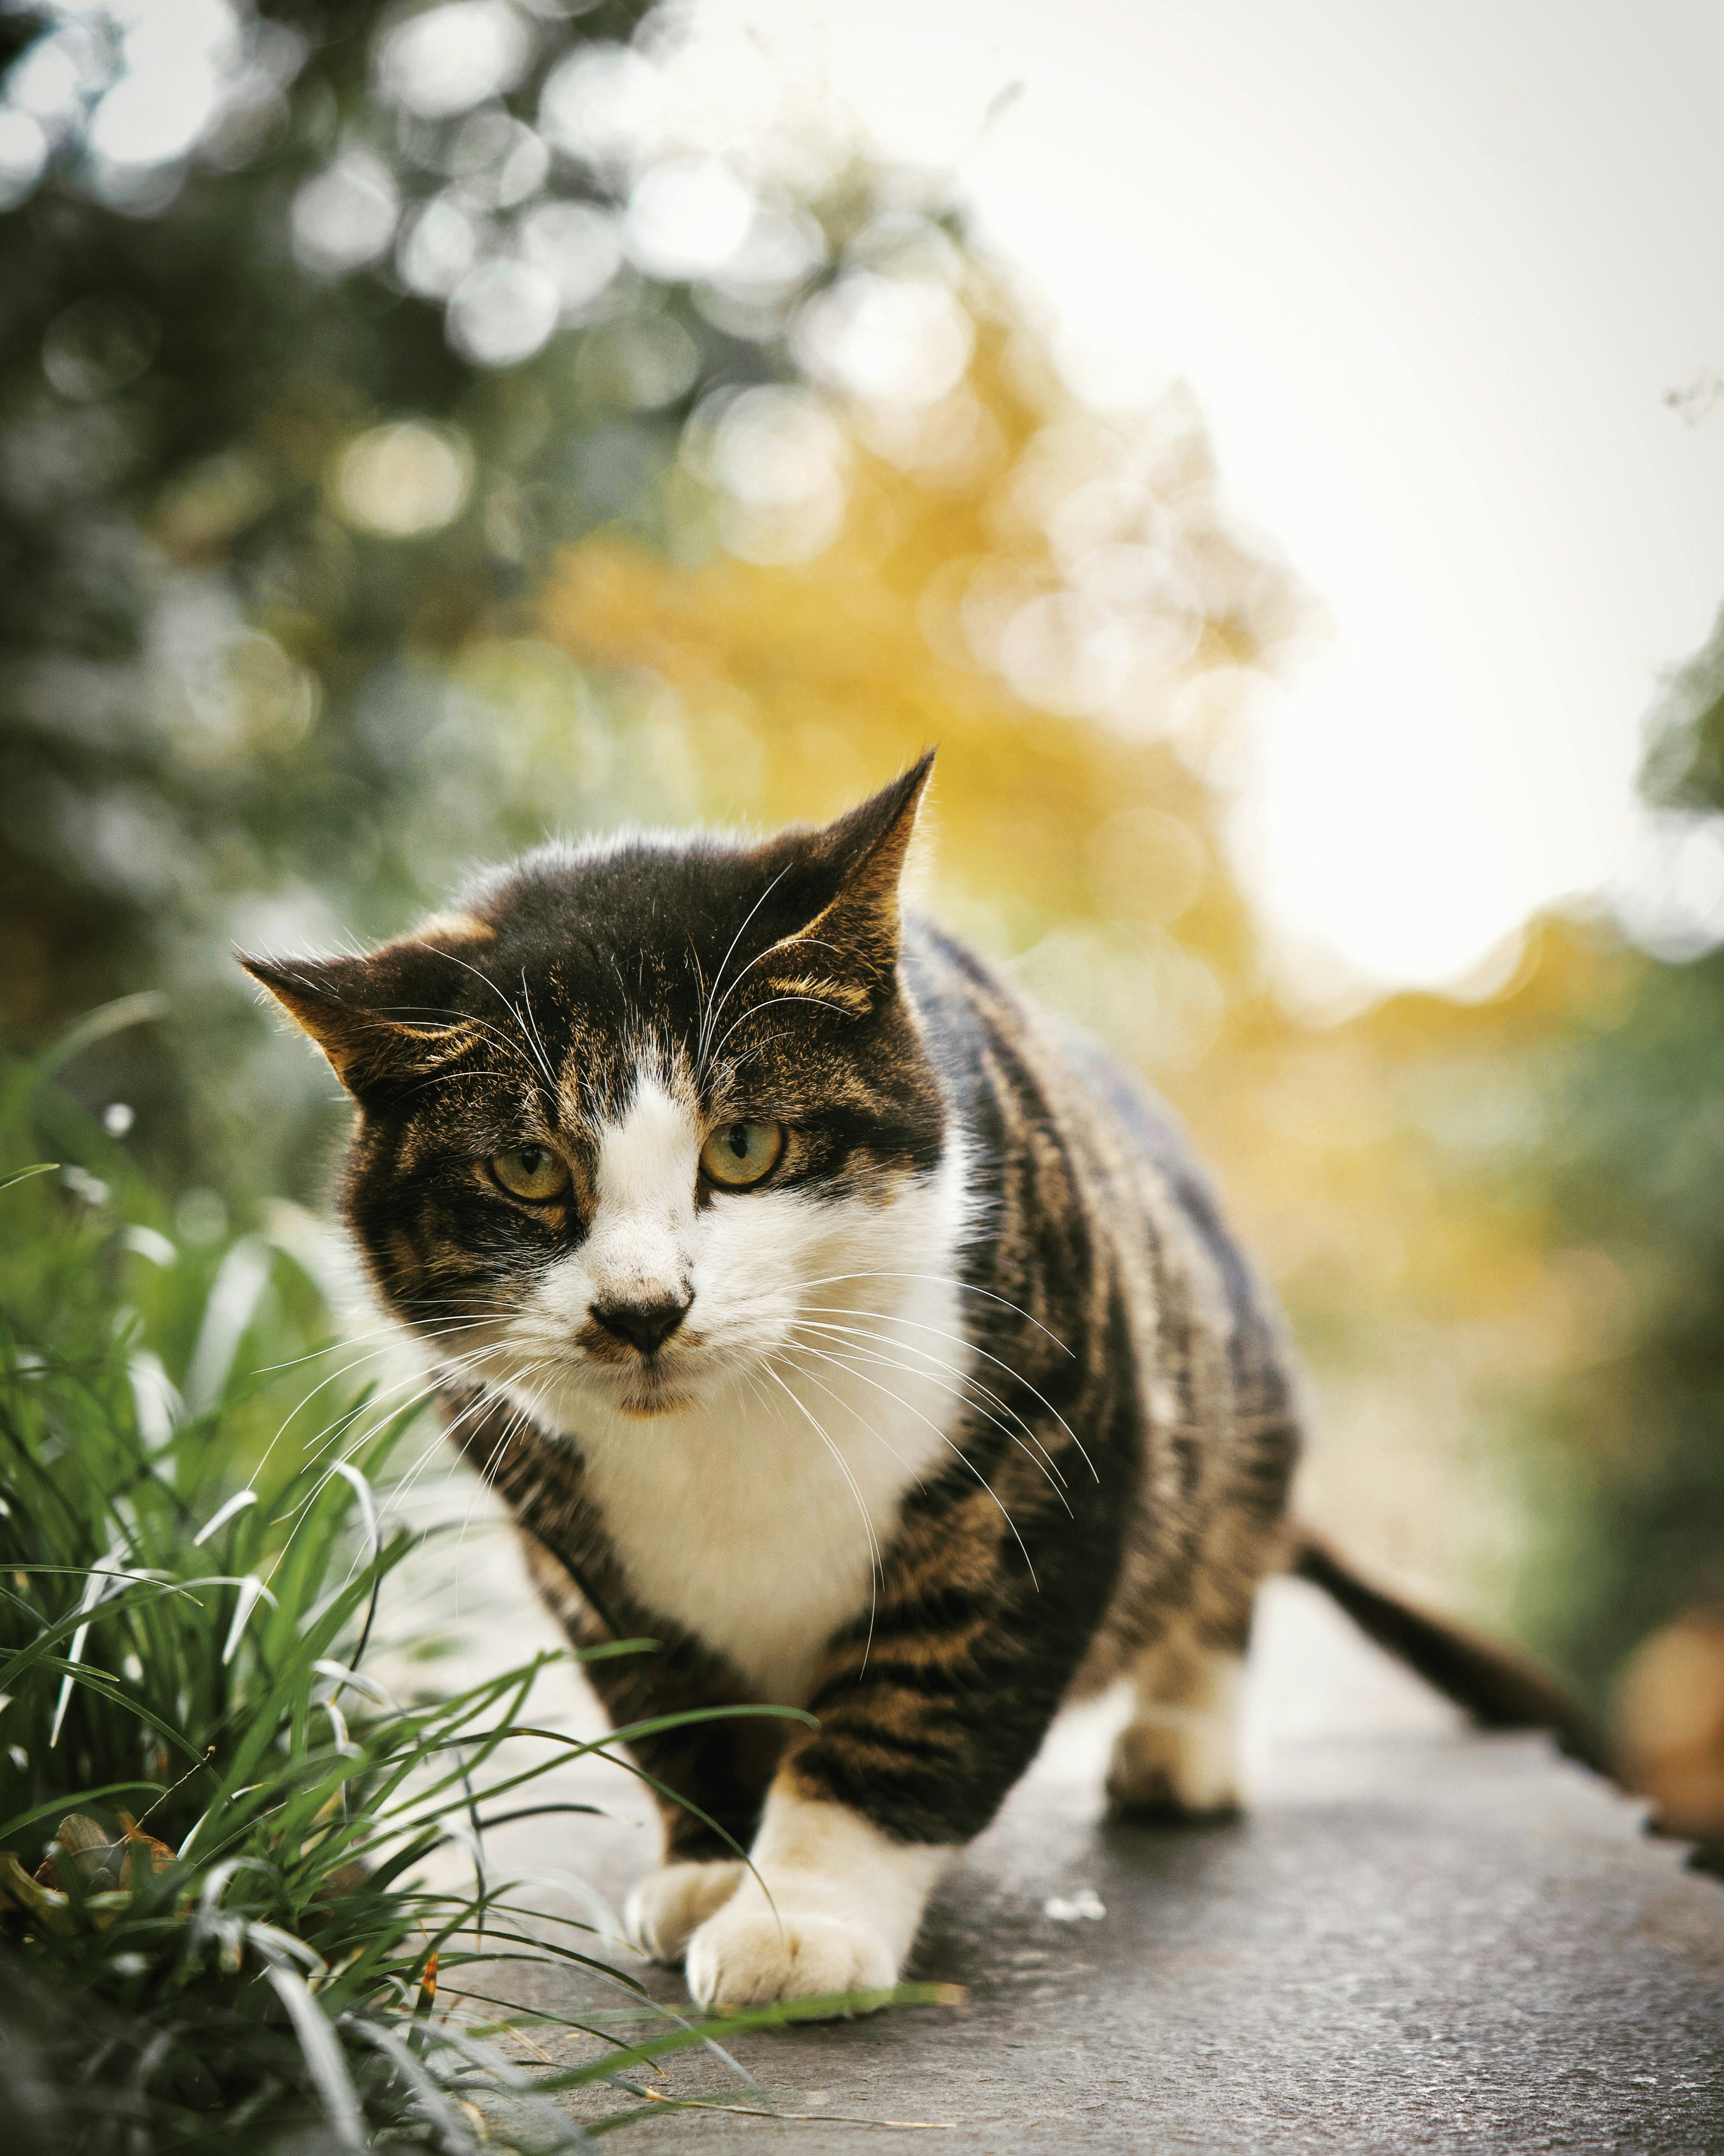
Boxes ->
[244,756,953,1429]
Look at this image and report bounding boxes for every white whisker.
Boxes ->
[758,1363,883,1668]
[791,1303,1097,1483]
[796,1270,1075,1357]
[786,1320,1071,1509]
[696,864,792,1075]
[788,1308,1066,1484]
[776,1342,1041,1589]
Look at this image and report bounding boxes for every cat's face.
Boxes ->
[246,760,948,1429]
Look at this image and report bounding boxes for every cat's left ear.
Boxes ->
[239,930,484,1098]
[761,751,935,1012]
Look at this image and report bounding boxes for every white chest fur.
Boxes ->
[574,1293,969,1703]
[473,1077,977,1704]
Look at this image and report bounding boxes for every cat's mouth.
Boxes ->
[573,1315,710,1418]
[583,1353,703,1419]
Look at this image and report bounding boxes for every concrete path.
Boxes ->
[448,1569,1724,2156]
[436,1563,1724,2153]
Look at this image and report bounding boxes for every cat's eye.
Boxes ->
[699,1121,785,1190]
[490,1145,570,1201]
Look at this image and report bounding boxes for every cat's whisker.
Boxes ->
[365,1415,454,1532]
[242,1319,507,1492]
[795,1270,1075,1358]
[382,992,554,1102]
[767,1353,920,1482]
[249,1312,499,1382]
[382,1361,509,1485]
[517,974,559,1098]
[756,1353,933,1680]
[707,990,855,1068]
[448,1364,562,1593]
[396,1067,541,1104]
[381,1373,526,1567]
[793,1302,1077,1492]
[759,1365,885,1585]
[784,1321,1071,1509]
[687,944,710,1067]
[399,1261,572,1323]
[791,1303,1098,1484]
[788,1300,1058,1446]
[467,1380,544,1496]
[703,930,850,1066]
[403,944,563,1103]
[300,1374,529,1635]
[786,1310,1067,1488]
[694,864,793,1076]
[757,1363,884,1661]
[297,1331,506,1458]
[267,1383,449,1574]
[775,1342,1041,1586]
[280,1336,506,1509]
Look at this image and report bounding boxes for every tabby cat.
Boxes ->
[246,756,1595,2011]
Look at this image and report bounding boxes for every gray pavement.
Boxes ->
[446,1569,1724,2154]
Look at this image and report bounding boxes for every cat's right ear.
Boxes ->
[240,951,467,1099]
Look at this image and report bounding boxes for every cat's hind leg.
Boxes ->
[624,1860,745,1964]
[1105,1630,1244,1819]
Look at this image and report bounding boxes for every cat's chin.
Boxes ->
[576,1365,707,1421]
[611,1390,699,1420]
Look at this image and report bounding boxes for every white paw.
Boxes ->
[623,1860,744,1963]
[685,1900,898,2014]
[1106,1711,1241,1816]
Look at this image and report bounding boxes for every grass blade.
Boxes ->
[265,1964,367,2151]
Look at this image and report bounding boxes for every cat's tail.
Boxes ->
[1289,1523,1612,1777]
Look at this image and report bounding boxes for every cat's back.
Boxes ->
[903,917,1301,1655]
[902,914,1285,1370]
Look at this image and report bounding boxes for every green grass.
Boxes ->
[0,1014,947,2151]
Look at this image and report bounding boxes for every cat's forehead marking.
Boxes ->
[593,1072,700,1224]
[556,1027,691,1131]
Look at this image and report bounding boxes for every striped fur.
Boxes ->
[246,757,1309,2008]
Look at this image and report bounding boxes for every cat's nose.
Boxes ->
[588,1296,691,1356]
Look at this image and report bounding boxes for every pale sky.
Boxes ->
[795,0,1724,992]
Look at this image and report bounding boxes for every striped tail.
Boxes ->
[1291,1524,1611,1777]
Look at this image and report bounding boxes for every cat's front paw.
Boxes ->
[624,1859,744,1963]
[685,1901,897,2014]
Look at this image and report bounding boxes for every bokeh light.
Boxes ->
[338,421,475,537]
[292,149,400,277]
[377,0,534,121]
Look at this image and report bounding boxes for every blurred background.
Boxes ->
[3,0,1723,1833]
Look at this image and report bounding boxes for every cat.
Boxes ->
[246,754,1599,2012]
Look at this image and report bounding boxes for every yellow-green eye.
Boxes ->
[491,1145,569,1201]
[699,1121,785,1190]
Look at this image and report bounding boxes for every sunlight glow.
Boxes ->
[691,0,1724,993]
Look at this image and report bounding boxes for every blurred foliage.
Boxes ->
[0,0,1301,1210]
[2,0,625,1174]
[1496,617,1724,1700]
[1642,598,1724,817]
[1512,942,1724,1694]
[537,319,1302,1062]
[1192,610,1724,1709]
